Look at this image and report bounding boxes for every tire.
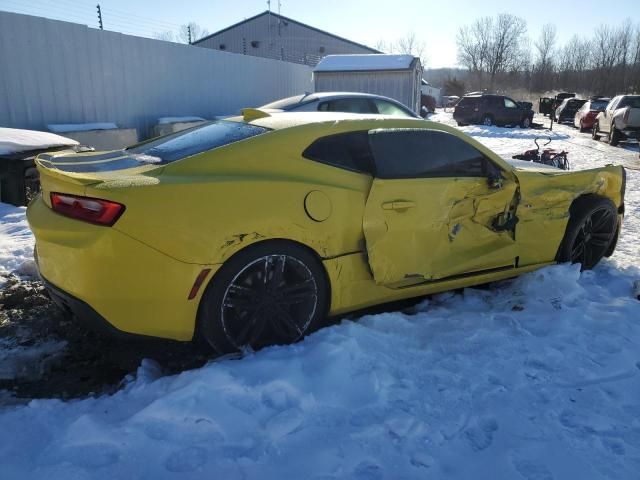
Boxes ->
[592,123,600,140]
[520,116,531,128]
[609,125,621,146]
[196,240,329,354]
[456,121,467,127]
[482,114,493,126]
[579,120,587,133]
[556,197,618,270]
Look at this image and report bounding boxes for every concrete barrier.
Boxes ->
[58,129,139,150]
[152,121,206,138]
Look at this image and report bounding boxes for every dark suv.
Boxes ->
[453,94,534,128]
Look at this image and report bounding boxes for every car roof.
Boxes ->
[260,91,409,108]
[228,111,426,130]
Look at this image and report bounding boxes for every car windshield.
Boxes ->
[260,94,314,110]
[619,96,640,109]
[126,120,268,163]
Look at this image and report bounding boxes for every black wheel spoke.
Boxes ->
[571,241,585,262]
[271,303,304,338]
[223,284,258,309]
[592,211,612,231]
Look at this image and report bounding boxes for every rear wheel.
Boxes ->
[557,197,618,270]
[482,114,493,126]
[197,241,329,353]
[579,120,587,133]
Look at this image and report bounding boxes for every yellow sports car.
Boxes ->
[27,111,625,353]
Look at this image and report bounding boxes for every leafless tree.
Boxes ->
[177,22,210,44]
[375,33,427,67]
[153,30,175,42]
[456,14,527,92]
[533,24,556,90]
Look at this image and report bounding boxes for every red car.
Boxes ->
[574,98,610,132]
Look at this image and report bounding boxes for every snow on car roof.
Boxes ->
[0,127,78,155]
[314,54,417,72]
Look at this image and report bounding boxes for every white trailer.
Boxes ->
[313,54,423,114]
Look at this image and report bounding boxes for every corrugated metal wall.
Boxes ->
[314,70,421,113]
[0,12,313,138]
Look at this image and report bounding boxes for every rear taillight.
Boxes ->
[50,193,125,226]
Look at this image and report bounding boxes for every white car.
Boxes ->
[260,92,422,118]
[592,95,640,146]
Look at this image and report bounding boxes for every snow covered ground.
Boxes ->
[1,111,640,479]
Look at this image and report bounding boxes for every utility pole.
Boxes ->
[96,4,103,30]
[187,24,192,44]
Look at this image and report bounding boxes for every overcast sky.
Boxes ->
[1,0,637,68]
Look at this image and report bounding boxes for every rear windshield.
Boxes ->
[127,120,268,163]
[590,100,609,110]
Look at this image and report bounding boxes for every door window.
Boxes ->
[369,129,499,179]
[504,98,518,108]
[373,100,413,117]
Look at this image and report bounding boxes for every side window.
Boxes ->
[374,100,412,117]
[319,98,377,114]
[488,97,502,107]
[608,97,620,111]
[504,98,518,108]
[302,131,374,174]
[369,129,498,179]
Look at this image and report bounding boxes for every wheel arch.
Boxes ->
[195,237,332,344]
[555,193,616,262]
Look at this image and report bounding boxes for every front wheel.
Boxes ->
[520,116,531,128]
[592,123,600,140]
[197,241,329,353]
[557,197,618,270]
[609,126,621,146]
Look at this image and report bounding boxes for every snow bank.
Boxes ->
[0,263,639,479]
[0,203,35,282]
[157,116,205,125]
[48,123,118,133]
[0,127,78,155]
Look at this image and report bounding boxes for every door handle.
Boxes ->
[382,200,416,211]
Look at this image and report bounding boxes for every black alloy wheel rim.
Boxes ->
[220,255,318,349]
[570,207,616,269]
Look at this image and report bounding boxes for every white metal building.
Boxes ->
[194,11,379,66]
[313,54,423,114]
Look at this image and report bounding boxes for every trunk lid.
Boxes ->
[35,149,164,205]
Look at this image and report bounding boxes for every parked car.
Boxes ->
[573,97,610,132]
[453,94,534,128]
[554,98,587,123]
[538,97,554,116]
[593,95,640,146]
[260,92,421,118]
[539,93,575,117]
[27,112,625,353]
